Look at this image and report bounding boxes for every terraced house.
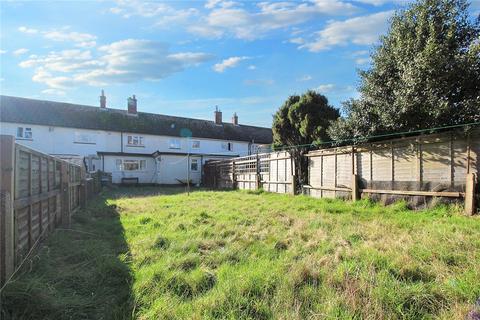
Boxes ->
[0,94,272,184]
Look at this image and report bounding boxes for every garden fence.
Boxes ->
[203,151,295,194]
[305,128,479,213]
[0,135,101,287]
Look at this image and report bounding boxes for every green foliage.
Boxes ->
[272,91,339,186]
[272,90,339,147]
[328,0,480,141]
[3,187,480,319]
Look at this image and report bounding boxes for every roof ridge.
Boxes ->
[0,95,271,130]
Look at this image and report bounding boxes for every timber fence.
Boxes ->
[203,128,478,214]
[0,135,101,288]
[306,128,479,213]
[203,151,295,194]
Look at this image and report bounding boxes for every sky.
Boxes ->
[1,0,479,128]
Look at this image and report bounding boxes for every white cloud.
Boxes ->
[316,83,336,93]
[0,50,7,54]
[289,37,305,44]
[20,39,213,89]
[301,10,394,51]
[109,0,198,27]
[42,88,66,96]
[16,26,97,48]
[190,0,358,40]
[247,65,256,70]
[297,75,313,81]
[13,48,29,56]
[43,29,97,47]
[205,0,222,9]
[351,49,371,65]
[355,57,371,65]
[18,26,38,34]
[213,56,249,73]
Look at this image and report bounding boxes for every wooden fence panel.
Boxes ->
[0,135,101,288]
[203,151,294,194]
[306,128,479,213]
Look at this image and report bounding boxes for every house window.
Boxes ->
[169,138,181,149]
[127,135,144,146]
[192,140,200,149]
[221,142,233,151]
[190,159,198,171]
[115,159,123,170]
[17,127,32,139]
[116,159,147,171]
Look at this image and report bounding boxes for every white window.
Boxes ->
[75,132,96,144]
[115,159,123,170]
[190,159,199,171]
[192,140,200,149]
[127,135,144,146]
[169,138,181,149]
[115,159,146,171]
[17,127,32,139]
[221,142,233,151]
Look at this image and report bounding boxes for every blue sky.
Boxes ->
[1,0,479,127]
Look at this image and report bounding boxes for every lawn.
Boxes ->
[2,187,480,319]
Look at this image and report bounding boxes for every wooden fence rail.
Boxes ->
[203,151,295,194]
[0,135,101,287]
[305,128,479,213]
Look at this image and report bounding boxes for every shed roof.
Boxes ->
[0,95,273,144]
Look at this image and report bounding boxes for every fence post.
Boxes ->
[351,174,359,201]
[80,169,87,208]
[256,154,261,190]
[465,173,477,215]
[60,162,71,226]
[232,160,237,190]
[0,135,15,286]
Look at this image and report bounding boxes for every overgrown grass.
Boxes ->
[2,187,480,319]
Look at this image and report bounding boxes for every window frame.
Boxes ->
[169,138,181,149]
[115,159,147,171]
[191,140,201,149]
[190,159,199,171]
[127,135,144,146]
[16,127,33,140]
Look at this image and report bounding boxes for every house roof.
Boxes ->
[0,95,273,144]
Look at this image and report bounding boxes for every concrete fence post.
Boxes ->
[465,173,477,215]
[0,135,15,286]
[351,174,359,201]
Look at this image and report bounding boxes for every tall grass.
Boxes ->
[2,187,480,319]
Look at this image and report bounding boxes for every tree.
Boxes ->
[328,0,480,141]
[272,90,340,190]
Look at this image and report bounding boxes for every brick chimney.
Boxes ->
[100,90,106,108]
[127,95,137,114]
[232,112,238,125]
[214,106,222,125]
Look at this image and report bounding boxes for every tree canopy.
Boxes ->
[272,90,339,148]
[328,0,480,141]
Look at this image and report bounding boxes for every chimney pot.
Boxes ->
[232,112,238,125]
[214,106,222,125]
[100,90,106,108]
[128,95,137,114]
